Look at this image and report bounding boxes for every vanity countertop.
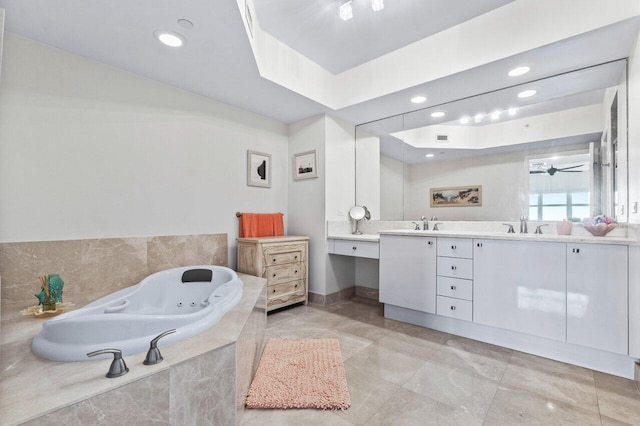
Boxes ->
[0,273,266,426]
[328,230,637,245]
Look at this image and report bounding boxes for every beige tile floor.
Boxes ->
[241,297,640,426]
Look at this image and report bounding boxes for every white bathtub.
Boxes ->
[32,265,243,362]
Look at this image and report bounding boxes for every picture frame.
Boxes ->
[430,185,482,207]
[293,150,318,180]
[247,150,271,188]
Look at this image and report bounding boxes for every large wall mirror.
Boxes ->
[355,60,629,223]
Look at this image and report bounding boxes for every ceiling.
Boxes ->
[0,0,639,128]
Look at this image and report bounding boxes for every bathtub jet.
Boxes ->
[31,266,243,362]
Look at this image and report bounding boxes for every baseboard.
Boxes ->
[308,287,355,305]
[355,286,379,301]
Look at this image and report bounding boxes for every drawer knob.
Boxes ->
[273,259,276,262]
[295,270,298,274]
[451,266,457,270]
[294,284,298,288]
[294,255,298,259]
[352,246,357,250]
[450,306,456,311]
[477,243,483,247]
[428,241,433,245]
[272,289,276,293]
[451,245,456,250]
[450,285,456,290]
[272,273,276,277]
[572,248,580,253]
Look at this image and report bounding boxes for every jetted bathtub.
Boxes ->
[32,265,243,361]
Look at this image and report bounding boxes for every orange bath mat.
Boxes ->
[245,338,351,410]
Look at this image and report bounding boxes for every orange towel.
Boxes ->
[239,213,284,238]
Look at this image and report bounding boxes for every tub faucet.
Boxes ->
[144,329,177,365]
[412,222,420,230]
[87,348,129,378]
[520,216,528,234]
[421,215,428,230]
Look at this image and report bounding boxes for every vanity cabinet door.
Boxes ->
[567,243,628,355]
[474,239,566,341]
[380,235,436,314]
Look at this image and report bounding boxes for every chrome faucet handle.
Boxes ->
[433,223,443,231]
[412,222,421,230]
[502,223,515,233]
[420,215,428,230]
[144,329,177,365]
[87,348,129,378]
[534,224,549,234]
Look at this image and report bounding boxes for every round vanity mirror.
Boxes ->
[349,206,366,221]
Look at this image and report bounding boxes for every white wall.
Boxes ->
[628,30,640,224]
[380,155,405,220]
[0,34,289,266]
[355,130,380,219]
[403,143,591,221]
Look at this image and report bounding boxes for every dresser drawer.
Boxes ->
[266,262,303,285]
[437,238,473,259]
[265,245,305,266]
[437,296,472,321]
[437,257,472,280]
[268,280,305,300]
[437,276,473,301]
[333,240,379,259]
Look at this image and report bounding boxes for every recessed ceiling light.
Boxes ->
[518,89,537,98]
[425,153,435,158]
[474,113,484,123]
[491,111,501,120]
[371,0,384,12]
[460,117,470,124]
[411,95,427,104]
[508,66,530,77]
[508,107,518,116]
[340,1,353,21]
[431,111,445,118]
[154,30,186,47]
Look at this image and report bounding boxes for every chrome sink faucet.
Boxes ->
[421,215,428,230]
[520,216,528,234]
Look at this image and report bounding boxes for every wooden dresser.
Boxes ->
[237,236,309,312]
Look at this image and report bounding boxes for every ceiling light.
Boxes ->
[491,111,501,120]
[460,117,470,124]
[518,89,537,98]
[154,30,186,47]
[425,153,435,158]
[474,114,484,123]
[340,1,353,21]
[411,95,427,104]
[371,0,384,11]
[431,111,445,118]
[508,107,518,116]
[508,66,530,77]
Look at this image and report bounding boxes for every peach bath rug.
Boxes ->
[245,338,351,410]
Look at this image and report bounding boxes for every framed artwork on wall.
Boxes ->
[293,150,318,180]
[430,185,482,207]
[247,150,271,188]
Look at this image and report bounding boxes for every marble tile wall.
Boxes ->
[0,234,227,322]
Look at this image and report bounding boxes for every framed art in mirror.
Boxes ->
[247,150,271,188]
[430,186,482,207]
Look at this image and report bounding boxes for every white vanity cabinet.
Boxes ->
[379,234,437,313]
[436,238,473,321]
[473,239,567,341]
[566,243,628,354]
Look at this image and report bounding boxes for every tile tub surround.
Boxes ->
[0,273,266,426]
[0,233,228,325]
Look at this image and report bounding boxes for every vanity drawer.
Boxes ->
[333,240,380,259]
[267,280,306,307]
[265,245,305,266]
[437,296,472,321]
[437,276,473,301]
[266,262,304,285]
[437,257,472,280]
[437,238,473,259]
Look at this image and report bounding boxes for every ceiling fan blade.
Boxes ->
[557,170,584,173]
[529,171,547,174]
[556,164,585,171]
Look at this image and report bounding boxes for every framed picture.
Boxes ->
[293,150,318,180]
[430,185,482,207]
[247,150,271,188]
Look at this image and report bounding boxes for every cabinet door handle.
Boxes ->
[450,285,456,290]
[450,306,456,311]
[451,266,457,271]
[476,243,483,247]
[451,245,457,250]
[572,248,580,253]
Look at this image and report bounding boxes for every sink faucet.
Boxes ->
[520,216,528,234]
[421,215,428,230]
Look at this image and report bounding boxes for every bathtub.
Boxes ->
[32,265,243,362]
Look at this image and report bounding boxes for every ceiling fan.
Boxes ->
[529,164,586,175]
